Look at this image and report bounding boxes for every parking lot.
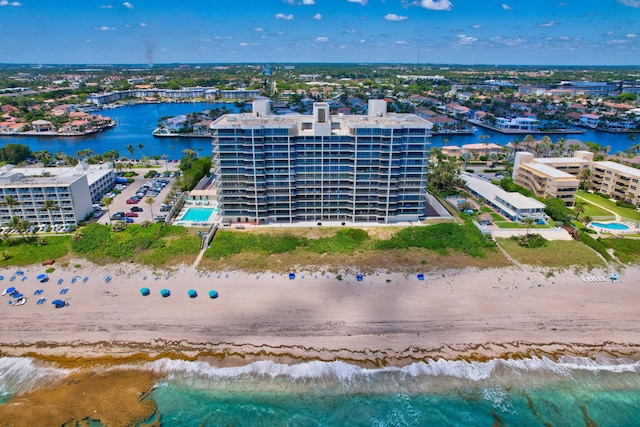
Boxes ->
[94,166,181,226]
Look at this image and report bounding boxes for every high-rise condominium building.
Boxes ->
[211,99,432,224]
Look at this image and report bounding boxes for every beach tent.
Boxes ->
[208,290,219,299]
[356,274,364,282]
[160,288,171,297]
[188,289,198,298]
[140,287,150,296]
[289,273,295,280]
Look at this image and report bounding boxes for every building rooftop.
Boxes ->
[523,162,577,179]
[463,174,546,216]
[596,161,640,178]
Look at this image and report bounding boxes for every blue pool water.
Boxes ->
[181,208,217,222]
[592,222,630,230]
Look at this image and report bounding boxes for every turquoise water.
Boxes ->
[3,356,640,426]
[592,221,630,230]
[182,208,216,222]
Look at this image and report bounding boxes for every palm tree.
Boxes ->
[1,196,20,218]
[460,152,471,171]
[523,217,536,236]
[103,197,113,223]
[162,154,169,171]
[578,167,593,203]
[182,148,196,158]
[145,197,155,221]
[40,199,60,226]
[9,216,30,242]
[197,146,203,158]
[126,144,135,161]
[137,143,144,160]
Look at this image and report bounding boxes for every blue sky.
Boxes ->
[1,0,639,65]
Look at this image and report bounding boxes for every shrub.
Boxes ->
[579,233,612,261]
[511,233,547,248]
[615,201,636,209]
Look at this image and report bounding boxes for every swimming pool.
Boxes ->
[592,222,630,230]
[181,208,218,222]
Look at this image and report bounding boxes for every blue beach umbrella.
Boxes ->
[188,289,197,298]
[36,273,47,281]
[51,299,65,308]
[57,278,63,285]
[160,288,171,297]
[289,272,295,280]
[140,287,150,296]
[3,286,16,295]
[12,293,23,299]
[0,275,4,280]
[15,270,24,276]
[208,290,219,299]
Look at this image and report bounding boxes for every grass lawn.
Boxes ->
[490,213,504,221]
[497,238,605,267]
[574,201,614,219]
[579,192,640,221]
[480,207,493,213]
[494,222,551,229]
[0,236,72,267]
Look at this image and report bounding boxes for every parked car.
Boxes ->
[126,199,139,204]
[124,217,134,223]
[125,212,138,217]
[130,206,143,212]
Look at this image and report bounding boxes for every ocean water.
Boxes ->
[2,356,640,426]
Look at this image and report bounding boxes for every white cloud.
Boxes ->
[315,36,329,42]
[275,13,294,20]
[417,0,453,11]
[471,24,481,29]
[313,13,322,20]
[627,33,638,38]
[348,0,368,5]
[608,39,629,44]
[95,26,115,31]
[537,21,557,27]
[122,1,134,9]
[239,42,249,46]
[457,34,477,44]
[200,38,212,42]
[283,0,315,4]
[100,4,113,8]
[255,27,264,32]
[618,0,640,7]
[0,0,21,5]
[395,40,408,45]
[10,1,20,5]
[491,36,524,46]
[502,3,513,10]
[303,0,316,4]
[385,13,408,22]
[139,22,147,27]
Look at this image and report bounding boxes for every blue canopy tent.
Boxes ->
[140,287,150,296]
[208,290,219,299]
[417,273,425,281]
[160,288,171,297]
[289,273,295,280]
[356,273,364,282]
[188,289,198,298]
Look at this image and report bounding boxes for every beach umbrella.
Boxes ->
[188,289,197,298]
[57,278,63,285]
[36,273,47,281]
[3,286,16,295]
[140,287,150,296]
[0,275,4,280]
[289,272,295,280]
[160,288,171,297]
[16,270,24,276]
[208,290,219,299]
[51,299,65,308]
[12,293,23,299]
[356,273,364,282]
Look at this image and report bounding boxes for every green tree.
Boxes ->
[103,197,113,223]
[0,144,32,164]
[145,197,155,221]
[137,143,144,160]
[126,144,135,160]
[1,196,20,218]
[40,199,60,226]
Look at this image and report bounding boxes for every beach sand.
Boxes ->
[1,261,639,365]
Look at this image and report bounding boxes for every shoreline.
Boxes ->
[1,261,639,367]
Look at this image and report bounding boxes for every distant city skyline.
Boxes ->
[1,0,639,66]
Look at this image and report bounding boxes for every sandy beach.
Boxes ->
[1,261,639,365]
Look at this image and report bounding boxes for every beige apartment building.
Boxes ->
[513,150,640,207]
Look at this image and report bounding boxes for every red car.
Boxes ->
[125,212,138,217]
[126,199,139,204]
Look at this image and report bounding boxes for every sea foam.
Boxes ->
[0,357,71,397]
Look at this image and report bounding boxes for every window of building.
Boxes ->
[302,122,312,130]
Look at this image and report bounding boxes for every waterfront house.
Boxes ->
[31,120,54,133]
